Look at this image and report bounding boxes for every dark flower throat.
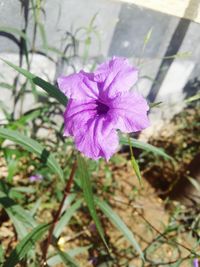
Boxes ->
[96,101,110,115]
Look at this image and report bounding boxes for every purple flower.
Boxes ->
[58,57,149,160]
[29,174,43,182]
[194,259,199,267]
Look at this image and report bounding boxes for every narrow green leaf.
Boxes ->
[38,22,48,50]
[0,245,4,265]
[0,82,14,90]
[149,101,162,109]
[47,246,90,266]
[54,199,83,238]
[120,136,172,160]
[0,58,67,106]
[10,186,35,194]
[162,51,191,60]
[186,176,200,192]
[130,154,142,184]
[0,128,64,183]
[30,198,42,217]
[8,109,42,130]
[96,198,144,260]
[185,92,200,103]
[128,136,142,185]
[77,155,108,250]
[143,27,153,46]
[3,223,50,267]
[0,181,36,239]
[0,26,31,45]
[55,248,80,267]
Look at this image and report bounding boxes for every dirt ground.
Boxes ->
[45,158,199,267]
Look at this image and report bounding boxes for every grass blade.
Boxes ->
[0,26,31,45]
[47,246,90,266]
[55,248,80,267]
[120,136,172,160]
[185,92,200,103]
[77,155,108,250]
[54,199,83,238]
[128,136,142,185]
[0,180,36,239]
[0,58,67,106]
[186,176,200,192]
[3,223,50,267]
[96,198,144,260]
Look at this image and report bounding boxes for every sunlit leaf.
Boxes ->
[185,92,200,103]
[120,136,172,160]
[128,136,142,185]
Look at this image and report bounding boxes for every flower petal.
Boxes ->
[110,91,150,132]
[57,71,98,100]
[63,99,97,137]
[74,116,119,161]
[94,57,138,98]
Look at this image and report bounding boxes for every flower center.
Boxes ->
[96,101,110,115]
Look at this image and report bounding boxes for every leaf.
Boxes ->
[47,246,90,266]
[185,92,200,103]
[128,136,142,185]
[96,198,144,260]
[55,248,80,267]
[7,109,42,130]
[0,245,4,265]
[77,155,108,250]
[186,176,200,192]
[38,22,48,50]
[143,27,153,46]
[130,154,142,185]
[0,58,67,106]
[0,128,64,183]
[163,51,191,60]
[120,136,172,160]
[0,26,31,45]
[0,82,14,90]
[0,181,37,239]
[149,101,162,109]
[30,198,42,217]
[3,223,50,267]
[54,199,83,238]
[10,186,35,194]
[6,158,18,183]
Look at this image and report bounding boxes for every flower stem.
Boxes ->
[43,160,77,266]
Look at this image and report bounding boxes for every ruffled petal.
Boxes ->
[57,71,98,100]
[74,116,119,161]
[110,91,150,133]
[94,57,138,98]
[63,99,98,137]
